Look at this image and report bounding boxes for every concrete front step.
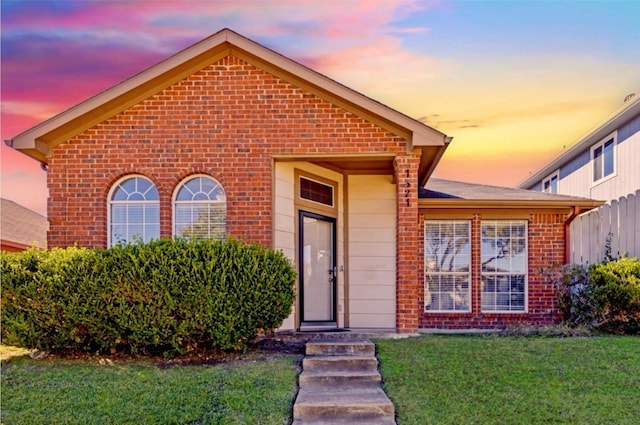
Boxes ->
[302,355,378,372]
[299,368,382,387]
[292,417,396,425]
[293,387,395,422]
[305,340,375,356]
[294,339,396,425]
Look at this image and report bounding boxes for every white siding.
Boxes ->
[348,175,396,329]
[274,163,296,330]
[558,131,640,203]
[274,162,345,330]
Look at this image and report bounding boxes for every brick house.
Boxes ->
[8,29,602,332]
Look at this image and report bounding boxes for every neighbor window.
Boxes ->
[424,220,471,312]
[481,220,527,312]
[591,135,615,183]
[542,171,559,194]
[108,175,160,246]
[173,175,226,240]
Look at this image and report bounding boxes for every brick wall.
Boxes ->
[394,153,421,332]
[47,55,406,248]
[419,213,565,329]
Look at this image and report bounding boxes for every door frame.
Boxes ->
[298,210,337,324]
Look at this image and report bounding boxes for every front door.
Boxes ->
[299,211,336,324]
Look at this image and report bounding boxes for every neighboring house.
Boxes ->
[518,95,640,263]
[1,198,48,252]
[7,29,601,332]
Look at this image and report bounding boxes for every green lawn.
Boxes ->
[1,353,298,425]
[376,336,640,425]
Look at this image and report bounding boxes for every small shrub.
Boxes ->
[1,238,296,355]
[553,257,640,334]
[589,257,640,333]
[554,263,597,327]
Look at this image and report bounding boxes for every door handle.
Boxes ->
[328,267,336,283]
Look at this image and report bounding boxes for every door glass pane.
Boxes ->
[302,216,334,321]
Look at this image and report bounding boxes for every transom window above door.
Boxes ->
[300,177,334,207]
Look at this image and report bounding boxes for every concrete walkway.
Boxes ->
[292,339,396,424]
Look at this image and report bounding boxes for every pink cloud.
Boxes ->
[1,0,447,216]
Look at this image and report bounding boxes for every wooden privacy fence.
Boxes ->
[570,190,640,264]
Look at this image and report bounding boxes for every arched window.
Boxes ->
[108,176,160,246]
[173,175,226,240]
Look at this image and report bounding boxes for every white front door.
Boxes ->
[300,211,336,323]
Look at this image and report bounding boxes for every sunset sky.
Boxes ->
[1,0,639,216]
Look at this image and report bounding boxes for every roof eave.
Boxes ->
[10,28,449,164]
[418,136,452,187]
[418,198,605,211]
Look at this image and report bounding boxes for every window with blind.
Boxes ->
[108,176,160,246]
[173,175,226,240]
[481,220,527,312]
[424,220,471,312]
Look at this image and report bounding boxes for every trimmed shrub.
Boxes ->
[554,257,640,334]
[589,257,640,333]
[1,238,296,354]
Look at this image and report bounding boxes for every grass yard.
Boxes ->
[376,336,640,425]
[1,351,298,425]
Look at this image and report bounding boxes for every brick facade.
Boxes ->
[418,213,565,329]
[394,153,421,332]
[14,30,590,332]
[47,55,406,248]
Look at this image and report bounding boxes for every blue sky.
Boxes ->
[1,0,639,215]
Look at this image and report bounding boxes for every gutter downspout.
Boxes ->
[564,206,581,264]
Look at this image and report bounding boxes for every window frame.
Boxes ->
[172,174,227,241]
[590,132,617,186]
[424,220,472,313]
[107,175,160,247]
[480,220,528,313]
[294,169,338,216]
[542,170,559,194]
[299,176,334,207]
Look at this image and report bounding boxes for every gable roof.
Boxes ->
[420,178,603,210]
[517,94,640,189]
[1,198,48,250]
[8,28,451,185]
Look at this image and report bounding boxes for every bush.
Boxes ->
[554,257,640,334]
[589,257,640,333]
[1,238,296,355]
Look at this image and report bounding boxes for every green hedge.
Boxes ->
[1,239,296,355]
[556,257,640,334]
[589,257,640,333]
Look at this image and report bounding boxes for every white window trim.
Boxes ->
[424,220,472,313]
[541,170,559,194]
[480,220,528,314]
[590,131,617,187]
[172,174,226,239]
[107,175,160,247]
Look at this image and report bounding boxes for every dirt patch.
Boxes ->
[0,335,308,367]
